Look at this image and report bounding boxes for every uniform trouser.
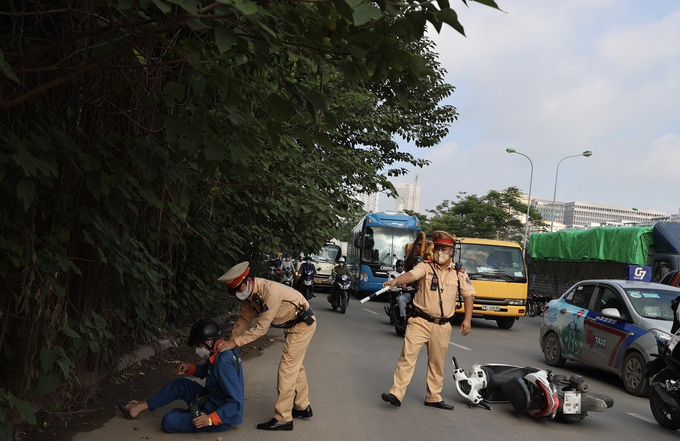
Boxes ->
[146,377,230,433]
[274,318,317,422]
[388,316,453,403]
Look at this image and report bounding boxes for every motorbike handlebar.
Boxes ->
[359,286,389,304]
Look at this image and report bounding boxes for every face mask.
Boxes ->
[434,250,451,265]
[195,347,211,358]
[236,280,252,300]
[306,260,311,264]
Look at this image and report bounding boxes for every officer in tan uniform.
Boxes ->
[381,231,475,409]
[215,262,316,431]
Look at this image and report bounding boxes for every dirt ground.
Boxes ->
[20,320,274,441]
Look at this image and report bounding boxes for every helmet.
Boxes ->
[413,256,424,265]
[187,319,221,346]
[339,257,346,264]
[395,259,405,267]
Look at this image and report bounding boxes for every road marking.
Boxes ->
[626,412,655,424]
[363,308,379,315]
[449,342,472,351]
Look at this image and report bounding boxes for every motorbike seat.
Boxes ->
[502,377,531,413]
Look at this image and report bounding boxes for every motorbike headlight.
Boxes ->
[650,328,672,345]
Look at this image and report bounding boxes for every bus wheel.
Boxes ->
[496,317,515,329]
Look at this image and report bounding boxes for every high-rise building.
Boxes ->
[564,202,666,227]
[528,198,668,230]
[393,177,421,213]
[355,192,379,213]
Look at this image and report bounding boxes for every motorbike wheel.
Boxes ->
[650,369,680,430]
[543,331,566,367]
[340,294,347,314]
[527,301,536,317]
[392,305,406,336]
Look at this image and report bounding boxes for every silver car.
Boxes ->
[539,279,680,396]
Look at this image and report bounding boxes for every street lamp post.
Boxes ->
[550,150,593,232]
[506,148,533,253]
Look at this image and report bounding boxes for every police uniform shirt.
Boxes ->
[409,261,476,318]
[231,278,310,347]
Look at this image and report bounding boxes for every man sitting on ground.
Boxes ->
[117,319,244,433]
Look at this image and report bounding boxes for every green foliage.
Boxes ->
[422,187,546,243]
[0,0,501,434]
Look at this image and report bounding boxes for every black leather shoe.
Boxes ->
[424,401,454,410]
[256,418,294,431]
[381,393,401,407]
[292,405,313,419]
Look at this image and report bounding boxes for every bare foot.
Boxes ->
[126,402,149,419]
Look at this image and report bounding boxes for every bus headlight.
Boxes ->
[360,271,368,282]
[508,299,525,306]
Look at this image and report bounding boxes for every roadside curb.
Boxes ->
[114,312,236,373]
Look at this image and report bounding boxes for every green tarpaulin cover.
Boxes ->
[528,227,654,265]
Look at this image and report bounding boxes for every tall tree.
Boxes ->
[0,0,500,434]
[424,187,546,242]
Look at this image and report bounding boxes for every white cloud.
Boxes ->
[386,0,680,217]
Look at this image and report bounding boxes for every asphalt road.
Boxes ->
[74,290,679,440]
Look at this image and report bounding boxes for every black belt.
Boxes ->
[271,307,315,329]
[412,307,452,325]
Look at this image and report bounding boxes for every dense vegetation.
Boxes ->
[0,0,499,436]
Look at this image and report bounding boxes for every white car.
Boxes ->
[539,279,680,396]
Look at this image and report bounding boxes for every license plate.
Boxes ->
[562,391,581,414]
[314,279,322,284]
[481,305,501,311]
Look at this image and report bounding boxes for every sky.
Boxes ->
[379,0,680,217]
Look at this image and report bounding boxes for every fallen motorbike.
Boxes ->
[452,357,613,423]
[299,268,315,300]
[644,295,680,430]
[280,267,294,287]
[329,273,352,314]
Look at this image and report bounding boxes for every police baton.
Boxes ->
[359,286,390,304]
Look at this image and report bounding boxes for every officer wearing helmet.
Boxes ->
[216,262,317,431]
[117,319,244,433]
[380,231,475,410]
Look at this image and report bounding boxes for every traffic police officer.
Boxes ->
[380,231,475,409]
[216,262,316,431]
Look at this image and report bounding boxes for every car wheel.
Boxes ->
[622,351,650,396]
[543,331,566,367]
[496,317,515,329]
[650,368,680,430]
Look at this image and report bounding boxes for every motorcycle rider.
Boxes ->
[329,256,351,305]
[297,256,317,298]
[280,254,295,284]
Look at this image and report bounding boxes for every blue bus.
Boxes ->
[347,212,421,295]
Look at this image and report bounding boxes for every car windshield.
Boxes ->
[457,244,526,278]
[624,287,680,321]
[316,245,341,263]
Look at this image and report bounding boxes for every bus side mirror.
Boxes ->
[354,237,362,248]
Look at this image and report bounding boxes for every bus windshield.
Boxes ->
[363,226,419,265]
[458,244,526,278]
